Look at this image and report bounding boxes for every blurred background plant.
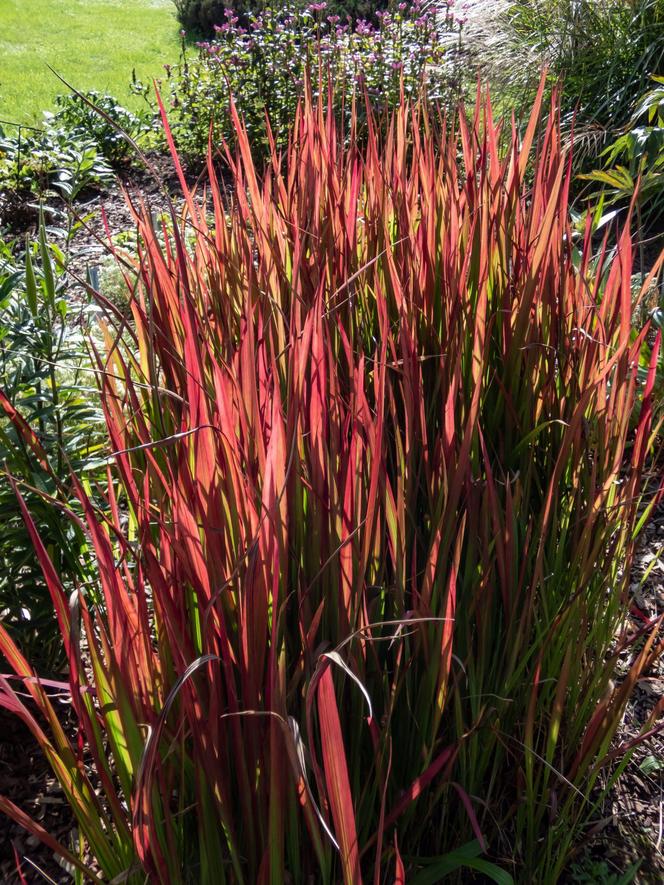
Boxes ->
[0,223,103,673]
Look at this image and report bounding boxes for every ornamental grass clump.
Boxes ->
[0,81,663,883]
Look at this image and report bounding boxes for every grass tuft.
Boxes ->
[0,79,663,882]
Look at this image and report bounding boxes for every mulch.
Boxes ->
[0,706,76,884]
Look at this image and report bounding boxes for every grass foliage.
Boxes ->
[0,0,180,125]
[0,82,663,882]
[461,0,664,167]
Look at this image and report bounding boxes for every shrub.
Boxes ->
[0,83,662,883]
[0,228,103,672]
[580,76,664,245]
[0,117,113,221]
[173,0,257,34]
[161,1,460,162]
[48,91,147,166]
[0,90,145,222]
[173,0,390,35]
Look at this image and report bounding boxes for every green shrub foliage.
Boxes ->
[49,91,146,166]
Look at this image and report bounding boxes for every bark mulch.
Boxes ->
[0,706,76,884]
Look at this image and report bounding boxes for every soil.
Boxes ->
[0,706,76,884]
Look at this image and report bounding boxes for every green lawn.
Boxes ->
[0,0,180,125]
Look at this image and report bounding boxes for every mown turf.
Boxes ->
[0,0,180,125]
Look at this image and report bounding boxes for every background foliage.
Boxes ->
[0,227,102,672]
[161,1,460,162]
[173,0,391,34]
[508,0,664,160]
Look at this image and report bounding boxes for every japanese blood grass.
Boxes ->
[1,81,664,883]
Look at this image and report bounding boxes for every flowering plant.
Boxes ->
[160,1,462,161]
[173,1,395,37]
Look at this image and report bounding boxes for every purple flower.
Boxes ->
[309,2,327,11]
